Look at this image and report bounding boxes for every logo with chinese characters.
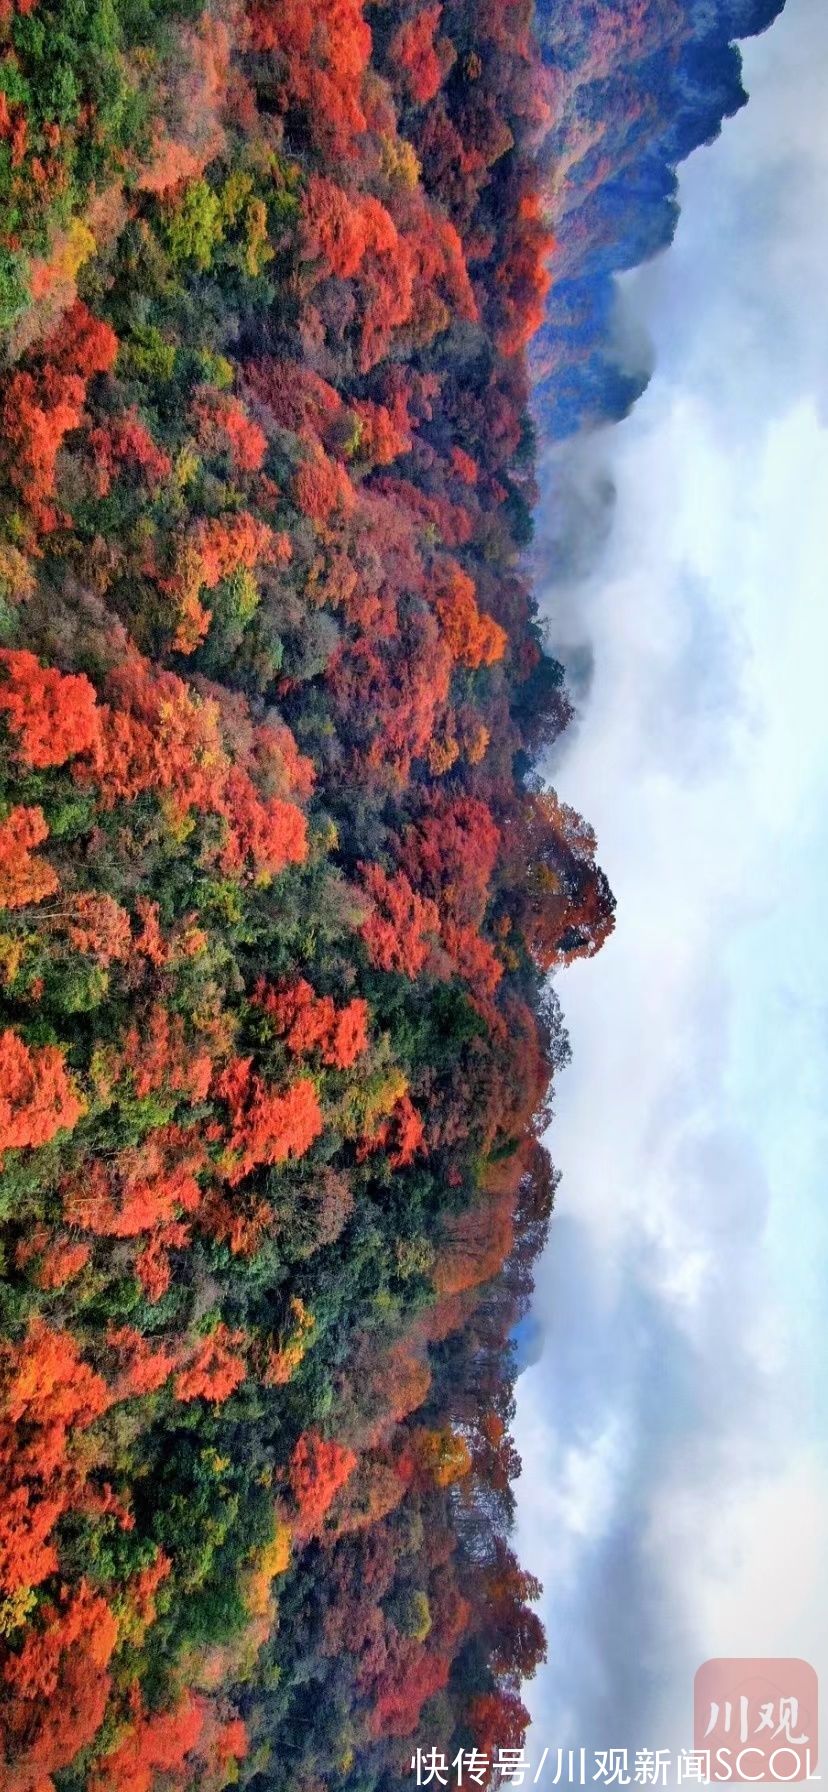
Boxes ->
[694,1659,819,1783]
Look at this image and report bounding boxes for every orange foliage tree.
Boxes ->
[0,805,58,909]
[289,1431,358,1538]
[215,1058,323,1182]
[0,1030,83,1161]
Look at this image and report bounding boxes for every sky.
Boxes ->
[514,0,828,1762]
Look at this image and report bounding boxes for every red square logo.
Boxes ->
[694,1659,819,1783]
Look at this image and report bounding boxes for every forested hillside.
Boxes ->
[0,1,780,1789]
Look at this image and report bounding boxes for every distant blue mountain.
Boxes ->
[511,1312,546,1374]
[532,0,786,436]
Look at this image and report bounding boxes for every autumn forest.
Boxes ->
[0,0,781,1787]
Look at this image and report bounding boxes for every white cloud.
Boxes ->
[514,0,828,1757]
